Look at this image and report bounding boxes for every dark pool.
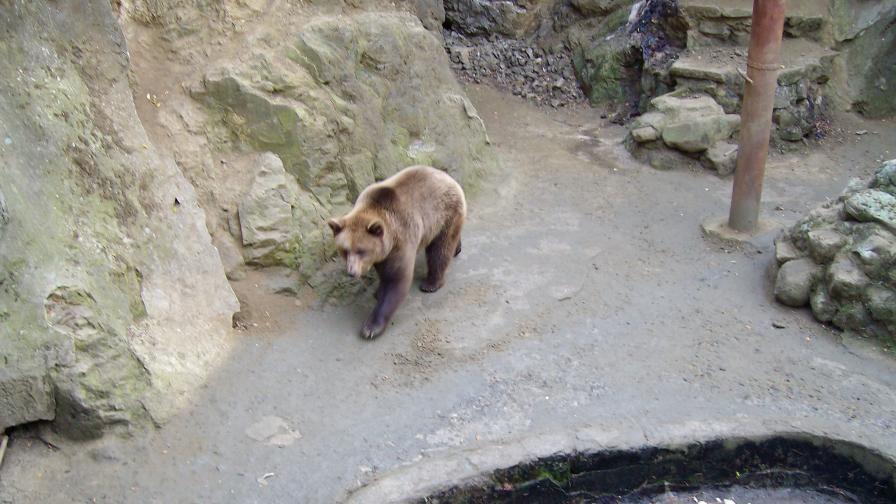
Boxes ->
[420,436,896,504]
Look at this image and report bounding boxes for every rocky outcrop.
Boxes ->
[179,12,494,274]
[832,0,896,117]
[774,160,896,343]
[444,31,586,108]
[0,0,238,437]
[444,0,560,38]
[176,13,494,276]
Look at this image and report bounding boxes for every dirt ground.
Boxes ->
[1,85,895,504]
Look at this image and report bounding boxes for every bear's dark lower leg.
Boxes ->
[422,222,462,293]
[363,255,413,338]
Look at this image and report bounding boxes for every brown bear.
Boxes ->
[327,165,466,339]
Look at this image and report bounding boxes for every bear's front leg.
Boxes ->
[362,251,414,339]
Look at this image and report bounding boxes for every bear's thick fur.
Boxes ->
[328,165,466,338]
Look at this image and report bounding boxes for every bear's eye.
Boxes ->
[339,248,347,258]
[355,249,366,257]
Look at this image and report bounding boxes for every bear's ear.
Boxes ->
[327,218,343,235]
[366,219,384,237]
[368,186,397,209]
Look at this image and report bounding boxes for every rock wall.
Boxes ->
[831,0,896,117]
[774,160,896,343]
[0,0,495,436]
[0,0,239,437]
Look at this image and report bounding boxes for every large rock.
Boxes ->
[191,12,494,273]
[775,160,896,342]
[870,159,896,195]
[704,141,738,175]
[827,254,870,300]
[572,33,642,106]
[844,189,896,233]
[833,1,896,117]
[0,0,238,437]
[627,92,740,171]
[571,0,631,15]
[237,153,322,265]
[806,227,847,263]
[774,258,821,307]
[414,0,446,32]
[661,114,740,153]
[568,5,640,106]
[0,367,55,431]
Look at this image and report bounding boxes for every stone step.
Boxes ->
[671,38,837,86]
[679,0,830,46]
[662,38,838,143]
[669,38,838,113]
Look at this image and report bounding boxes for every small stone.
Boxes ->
[772,321,786,329]
[774,258,821,307]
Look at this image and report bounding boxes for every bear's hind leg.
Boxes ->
[421,218,463,293]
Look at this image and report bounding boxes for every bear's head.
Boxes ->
[327,210,391,278]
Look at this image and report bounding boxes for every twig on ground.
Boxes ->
[0,431,9,470]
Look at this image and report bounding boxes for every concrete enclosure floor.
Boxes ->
[1,85,895,504]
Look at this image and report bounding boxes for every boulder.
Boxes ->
[704,141,738,175]
[775,236,805,264]
[774,258,821,307]
[572,34,642,106]
[806,227,847,263]
[866,285,896,330]
[0,367,55,431]
[414,0,446,32]
[627,93,741,170]
[193,12,494,273]
[844,189,896,233]
[238,153,301,262]
[661,114,740,153]
[651,94,724,119]
[0,1,238,437]
[870,159,896,195]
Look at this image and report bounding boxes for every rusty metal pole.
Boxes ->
[727,0,786,232]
